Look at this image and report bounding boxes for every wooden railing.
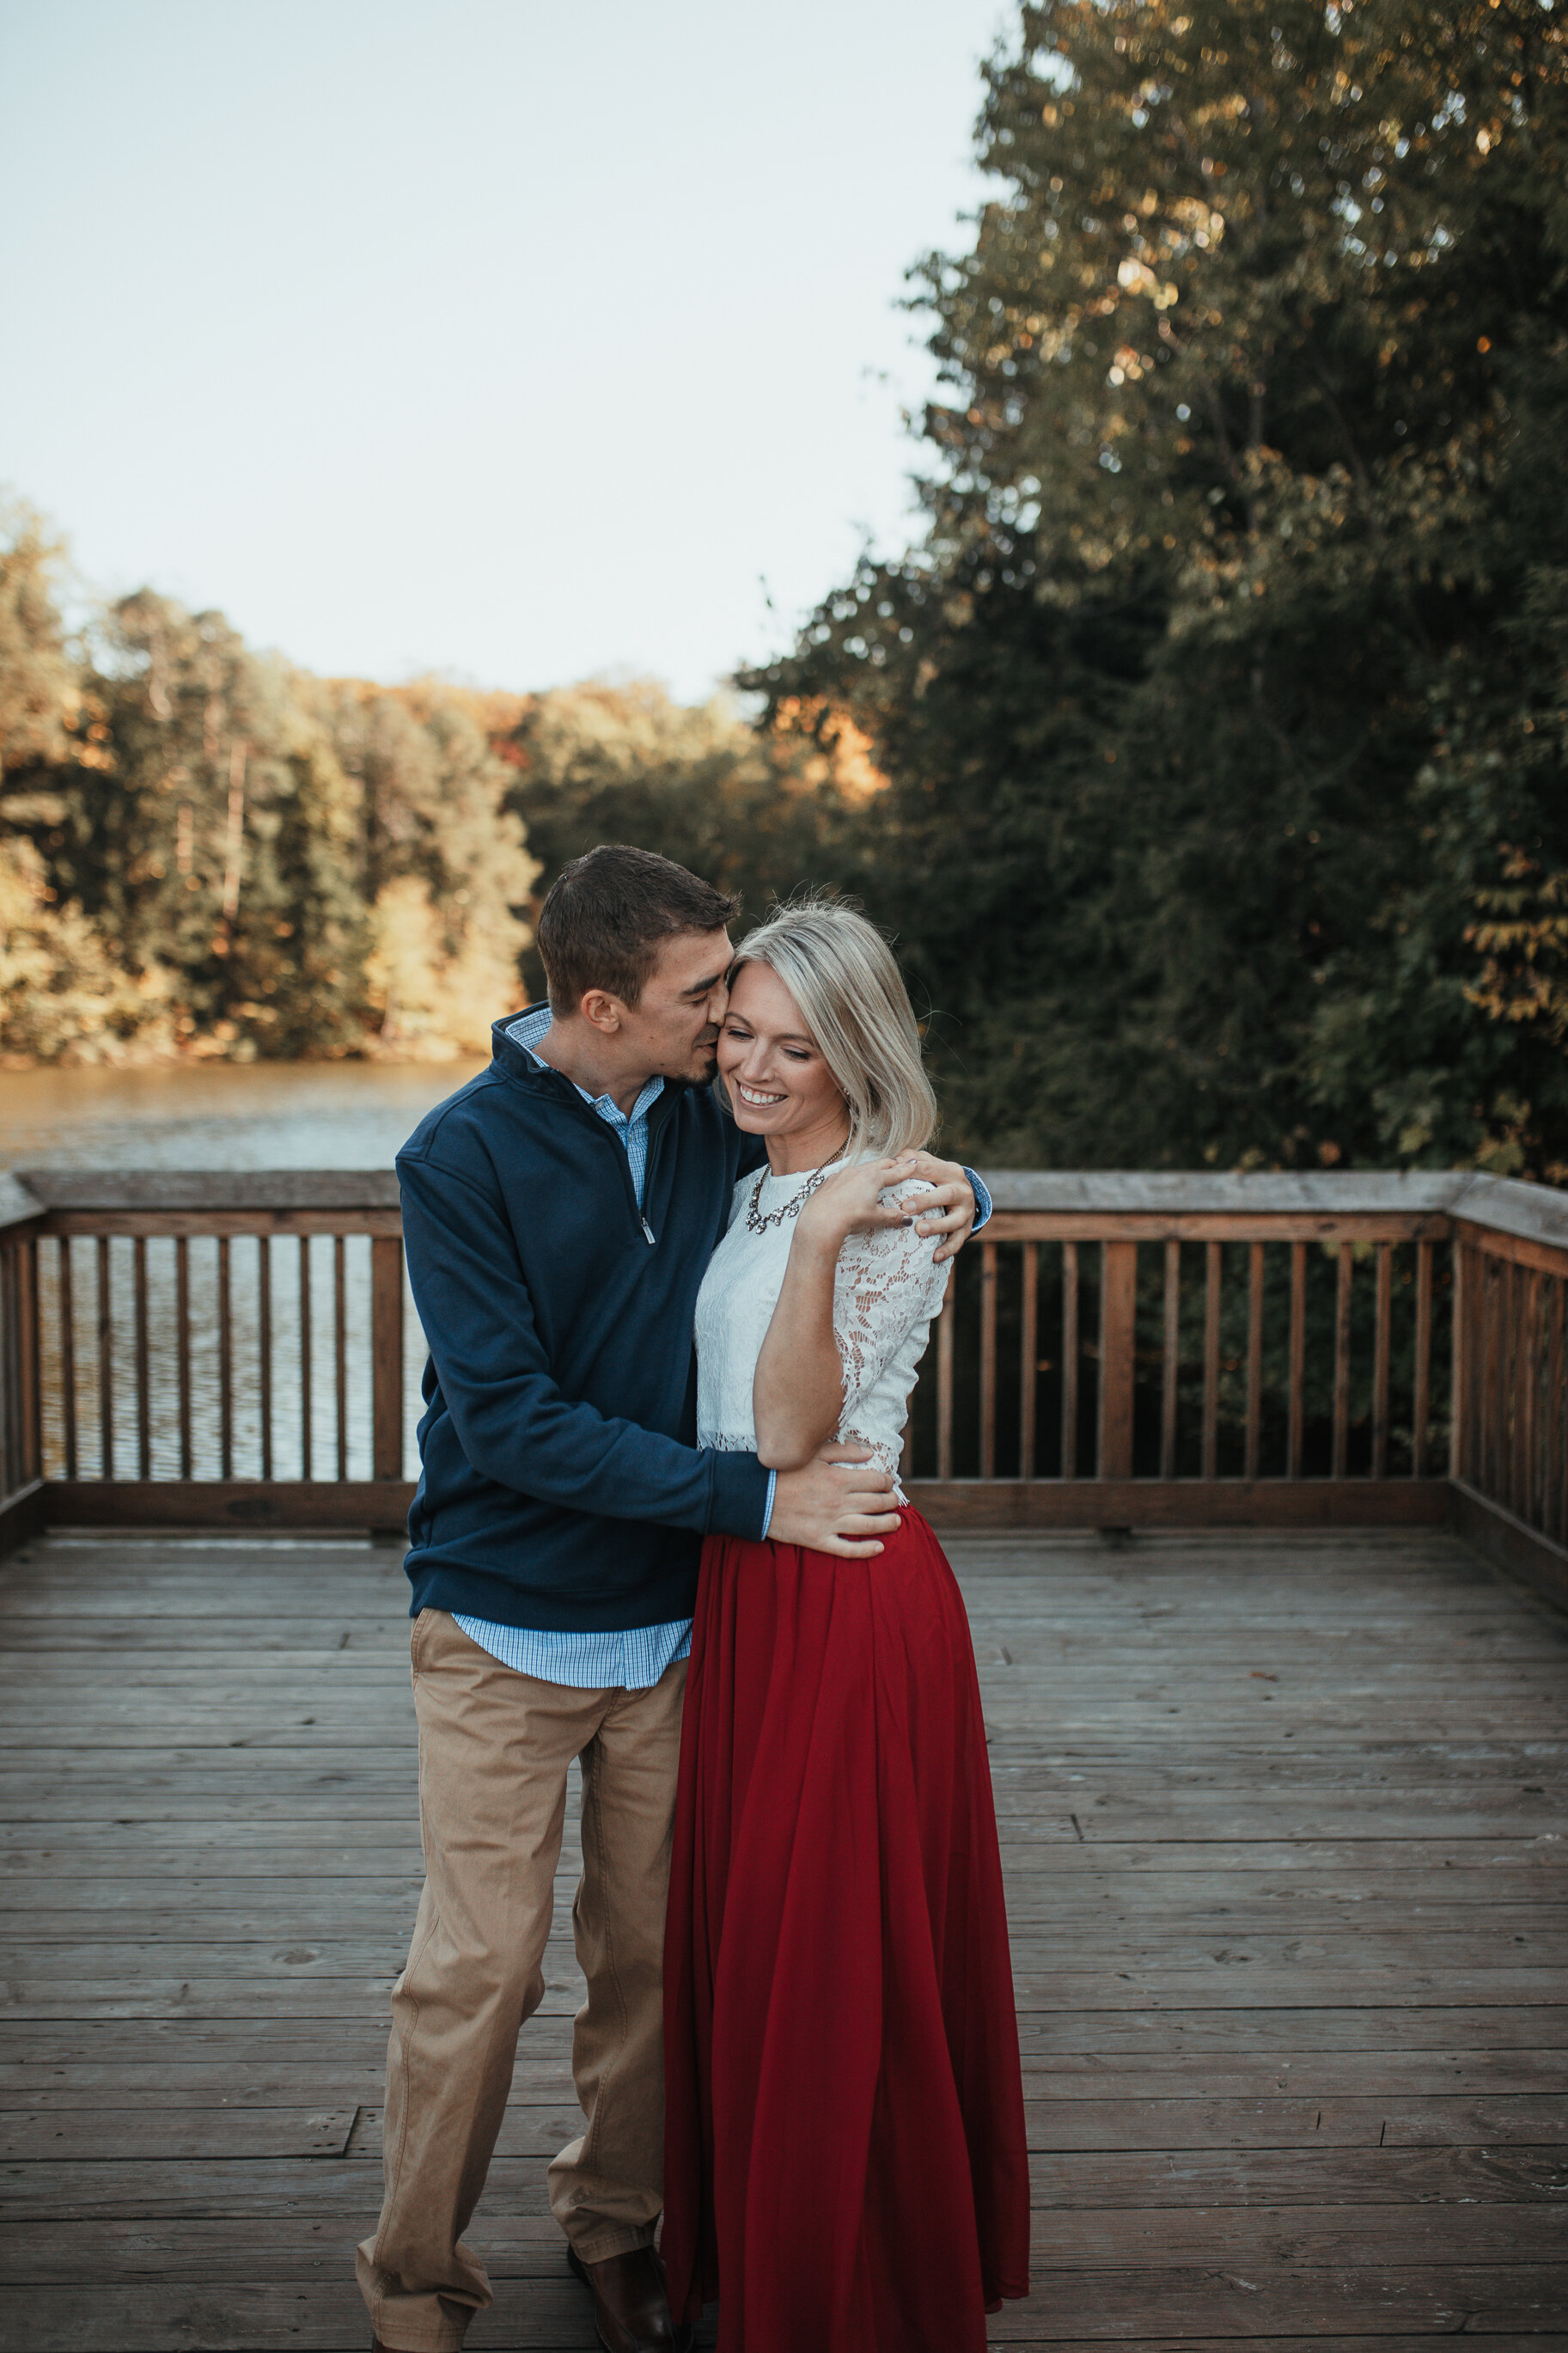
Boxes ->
[1,1167,1565,1598]
[0,1172,410,1544]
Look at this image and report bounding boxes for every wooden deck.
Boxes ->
[2,1527,1565,2351]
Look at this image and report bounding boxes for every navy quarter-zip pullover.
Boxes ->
[397,1011,772,1631]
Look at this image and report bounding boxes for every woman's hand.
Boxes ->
[899,1152,977,1263]
[796,1157,926,1253]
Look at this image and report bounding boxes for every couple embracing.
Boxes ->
[357,846,1029,2353]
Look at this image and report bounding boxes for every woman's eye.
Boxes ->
[783,1048,810,1062]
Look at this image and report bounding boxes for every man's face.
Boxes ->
[616,928,733,1084]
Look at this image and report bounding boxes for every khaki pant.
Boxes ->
[357,1609,687,2352]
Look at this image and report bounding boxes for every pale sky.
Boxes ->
[1,1,1010,703]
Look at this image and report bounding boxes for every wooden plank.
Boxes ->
[42,1208,406,1239]
[0,1171,47,1235]
[174,1234,192,1481]
[1332,1240,1352,1480]
[333,1234,347,1482]
[17,1235,40,1489]
[95,1234,112,1481]
[1014,2093,1568,2149]
[936,1260,954,1480]
[217,1234,233,1482]
[977,1173,1471,1215]
[1449,1237,1473,1483]
[1060,1242,1079,1479]
[131,1236,149,1484]
[369,1235,403,1485]
[1096,1239,1138,1482]
[1160,1238,1179,1482]
[43,1482,415,1532]
[1013,2203,1568,2265]
[1371,1240,1391,1479]
[985,2267,1568,2343]
[0,2214,586,2283]
[0,2107,357,2161]
[0,2282,612,2352]
[56,1237,76,1483]
[1485,1255,1505,1502]
[1448,1478,1568,1609]
[1412,1236,1432,1479]
[18,1171,403,1214]
[1523,1266,1544,1525]
[1019,1241,1037,1482]
[979,1238,998,1481]
[1504,1258,1523,1519]
[1455,1216,1568,1279]
[1202,1240,1221,1481]
[1287,1238,1306,1482]
[981,1210,1451,1242]
[0,1478,47,1557]
[1244,1239,1264,1482]
[298,1233,312,1483]
[1547,1276,1565,1545]
[258,1235,272,1484]
[910,1480,1450,1530]
[1,1240,19,1498]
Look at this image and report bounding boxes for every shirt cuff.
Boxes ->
[964,1167,992,1232]
[760,1467,778,1539]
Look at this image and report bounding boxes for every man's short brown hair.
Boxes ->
[535,845,740,1014]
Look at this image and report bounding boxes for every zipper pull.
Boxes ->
[642,1218,656,1246]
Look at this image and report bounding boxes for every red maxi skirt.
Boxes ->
[661,1507,1031,2351]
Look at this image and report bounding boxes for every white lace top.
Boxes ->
[695,1160,951,1495]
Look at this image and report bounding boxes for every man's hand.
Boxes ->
[899,1151,977,1264]
[768,1445,900,1558]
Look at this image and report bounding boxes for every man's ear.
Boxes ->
[579,988,625,1036]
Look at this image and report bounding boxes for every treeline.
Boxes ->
[4,0,1567,1183]
[0,516,536,1064]
[0,510,886,1070]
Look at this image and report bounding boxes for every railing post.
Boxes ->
[936,1263,955,1481]
[18,1236,41,1490]
[979,1241,998,1480]
[1098,1240,1138,1480]
[371,1236,406,1482]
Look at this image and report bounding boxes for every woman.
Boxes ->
[662,899,1030,2351]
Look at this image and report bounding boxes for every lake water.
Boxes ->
[0,1060,490,1172]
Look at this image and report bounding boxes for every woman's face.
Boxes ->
[717,961,848,1152]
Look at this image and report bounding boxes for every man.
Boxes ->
[357,846,987,2353]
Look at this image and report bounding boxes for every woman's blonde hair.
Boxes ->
[727,895,937,1159]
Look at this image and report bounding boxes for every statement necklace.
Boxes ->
[744,1153,844,1235]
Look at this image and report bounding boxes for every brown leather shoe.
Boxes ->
[566,2244,692,2353]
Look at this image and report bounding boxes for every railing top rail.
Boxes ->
[980,1168,1568,1251]
[1447,1171,1568,1251]
[0,1171,46,1235]
[979,1170,1461,1214]
[9,1169,402,1213]
[4,1164,1566,1251]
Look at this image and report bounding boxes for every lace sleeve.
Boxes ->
[833,1181,951,1427]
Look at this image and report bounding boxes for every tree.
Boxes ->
[748,0,1568,1174]
[503,681,886,1000]
[308,679,536,1055]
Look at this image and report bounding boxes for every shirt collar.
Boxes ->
[506,1008,665,1129]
